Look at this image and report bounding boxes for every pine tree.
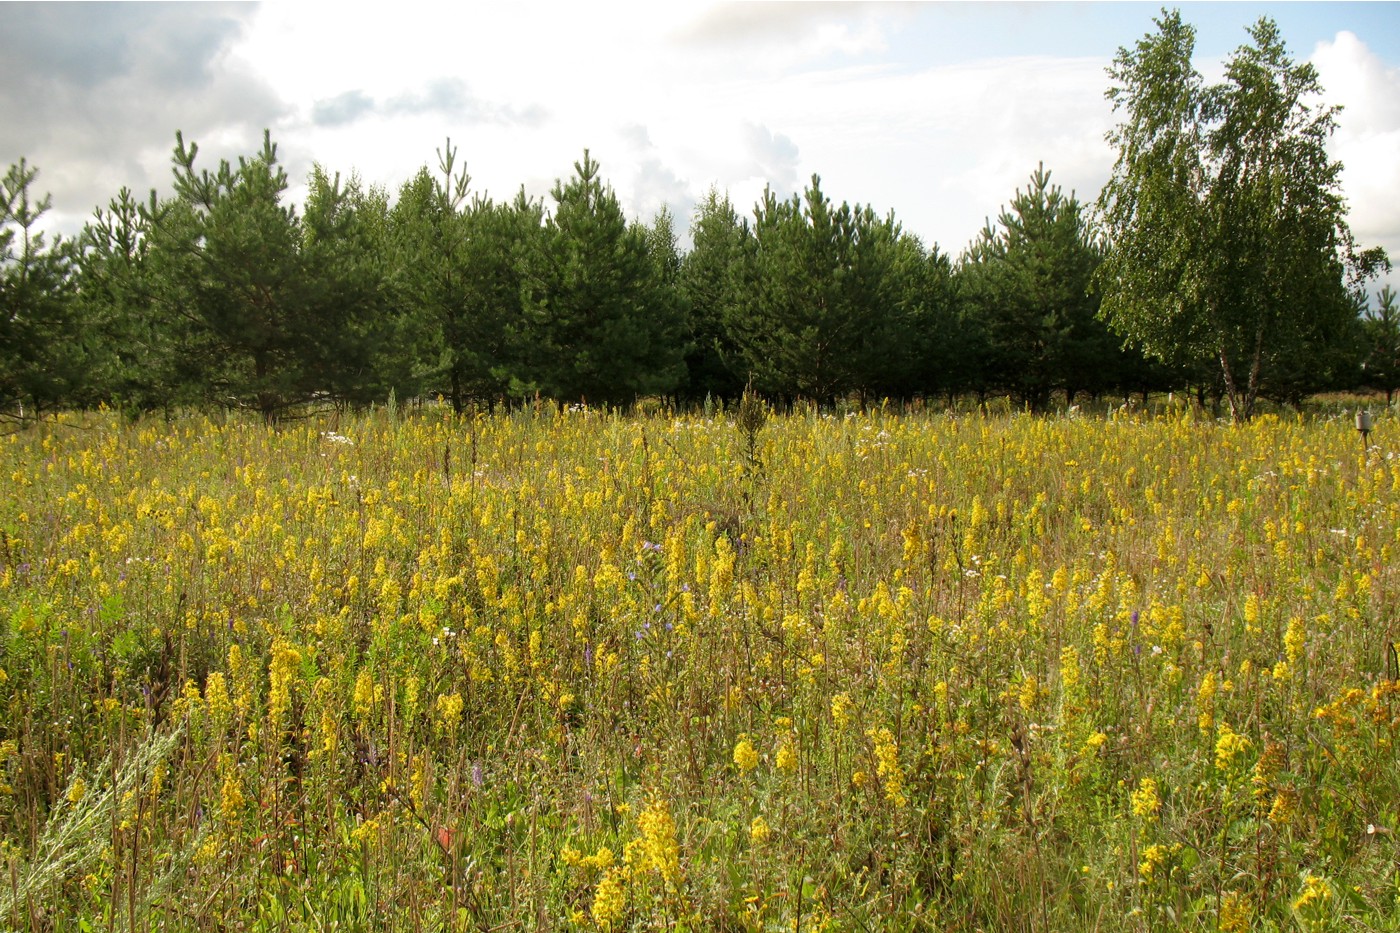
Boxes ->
[390,141,486,411]
[459,189,546,405]
[78,186,190,416]
[525,151,684,406]
[678,188,747,404]
[727,176,903,405]
[0,159,83,418]
[105,131,395,420]
[1363,285,1400,404]
[882,233,963,403]
[300,166,402,407]
[959,164,1113,408]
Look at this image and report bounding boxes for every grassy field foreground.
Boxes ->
[0,404,1398,931]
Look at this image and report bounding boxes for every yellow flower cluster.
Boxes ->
[830,692,854,729]
[635,796,682,887]
[266,638,301,739]
[590,869,627,928]
[1292,874,1333,914]
[733,736,759,772]
[1130,777,1161,822]
[867,726,907,809]
[1214,723,1254,774]
[1137,842,1181,882]
[435,692,464,734]
[1218,890,1252,933]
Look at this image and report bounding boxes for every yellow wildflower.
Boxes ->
[733,736,759,772]
[1018,675,1038,712]
[195,837,219,866]
[1092,623,1111,666]
[775,738,797,772]
[203,671,229,723]
[436,692,464,734]
[1252,739,1284,804]
[583,846,615,872]
[1215,723,1253,774]
[1130,777,1161,822]
[591,868,626,928]
[637,796,682,886]
[267,638,301,738]
[830,692,854,729]
[1197,671,1217,733]
[1137,842,1180,882]
[1138,843,1168,881]
[353,668,377,721]
[1292,874,1332,913]
[350,819,380,844]
[1219,891,1252,933]
[1268,789,1298,825]
[867,726,908,808]
[219,769,244,821]
[1060,646,1081,689]
[228,643,255,719]
[318,704,338,756]
[1284,616,1306,666]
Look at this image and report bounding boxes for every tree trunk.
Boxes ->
[254,349,278,425]
[450,368,463,415]
[1219,347,1243,422]
[1242,322,1266,423]
[1219,334,1263,425]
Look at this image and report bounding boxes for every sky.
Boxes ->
[3,1,1399,297]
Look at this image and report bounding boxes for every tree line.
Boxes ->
[2,11,1395,424]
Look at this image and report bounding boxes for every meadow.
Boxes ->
[0,401,1397,931]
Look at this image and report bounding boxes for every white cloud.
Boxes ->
[674,2,893,66]
[0,3,284,231]
[1311,30,1400,286]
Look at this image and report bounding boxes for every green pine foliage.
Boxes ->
[109,131,395,422]
[726,176,914,404]
[525,151,685,407]
[300,166,404,408]
[78,186,191,417]
[387,141,546,412]
[959,164,1130,409]
[1363,286,1400,403]
[0,160,84,419]
[677,188,748,404]
[876,231,963,403]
